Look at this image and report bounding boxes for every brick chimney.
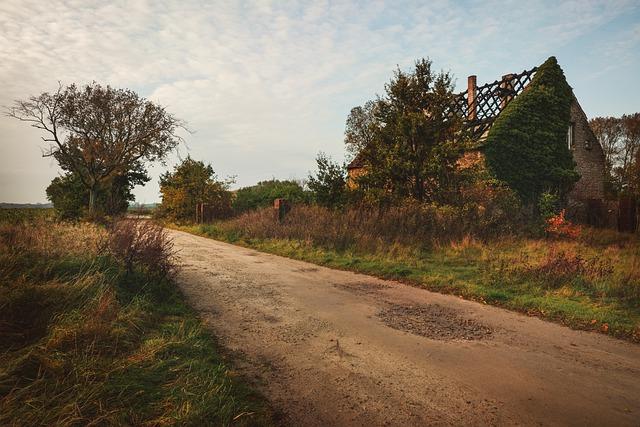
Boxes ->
[467,75,477,121]
[500,74,515,109]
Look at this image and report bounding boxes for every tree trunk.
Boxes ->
[88,187,97,215]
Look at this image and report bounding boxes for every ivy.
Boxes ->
[483,56,579,204]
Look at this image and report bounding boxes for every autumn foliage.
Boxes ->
[157,157,233,222]
[546,209,581,239]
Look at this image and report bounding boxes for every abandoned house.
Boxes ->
[347,60,608,221]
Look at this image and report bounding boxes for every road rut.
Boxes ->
[169,229,640,426]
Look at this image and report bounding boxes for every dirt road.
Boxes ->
[169,229,640,426]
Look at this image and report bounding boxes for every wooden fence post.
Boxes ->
[273,198,290,223]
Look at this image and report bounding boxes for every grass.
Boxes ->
[172,206,640,342]
[0,214,272,426]
[0,207,55,223]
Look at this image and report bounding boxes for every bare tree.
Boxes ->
[7,82,184,214]
[621,113,640,193]
[589,116,623,177]
[590,113,640,194]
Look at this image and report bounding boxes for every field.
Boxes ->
[176,205,640,341]
[0,210,271,426]
[0,207,55,223]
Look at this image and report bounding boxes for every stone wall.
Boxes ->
[568,98,606,201]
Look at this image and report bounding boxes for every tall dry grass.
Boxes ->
[0,218,268,425]
[212,203,520,252]
[107,219,176,277]
[186,204,640,339]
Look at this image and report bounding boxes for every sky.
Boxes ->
[1,0,639,204]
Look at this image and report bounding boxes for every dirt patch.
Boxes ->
[334,281,390,296]
[292,267,319,273]
[378,303,493,341]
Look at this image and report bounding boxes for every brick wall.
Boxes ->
[568,99,606,201]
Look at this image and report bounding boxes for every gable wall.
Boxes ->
[568,99,606,201]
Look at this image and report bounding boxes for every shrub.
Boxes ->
[538,191,560,220]
[107,219,176,278]
[515,244,614,291]
[615,255,640,301]
[531,248,587,287]
[233,179,311,214]
[546,209,581,239]
[307,152,347,208]
[458,177,523,234]
[0,208,55,224]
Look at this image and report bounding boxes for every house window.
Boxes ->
[567,123,574,149]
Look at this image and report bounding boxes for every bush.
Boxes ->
[233,179,311,214]
[546,210,582,239]
[458,177,523,234]
[517,246,613,291]
[538,191,560,220]
[307,152,347,208]
[107,219,176,278]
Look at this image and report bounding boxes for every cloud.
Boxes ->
[0,0,637,202]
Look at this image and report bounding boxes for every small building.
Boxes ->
[347,62,608,217]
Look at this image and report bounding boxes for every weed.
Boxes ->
[107,219,177,278]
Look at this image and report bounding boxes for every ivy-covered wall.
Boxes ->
[483,56,579,204]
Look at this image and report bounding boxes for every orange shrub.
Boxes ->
[546,209,581,239]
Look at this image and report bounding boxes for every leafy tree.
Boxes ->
[46,164,150,219]
[102,167,151,215]
[7,82,182,214]
[46,174,85,220]
[307,152,347,208]
[158,157,233,222]
[484,56,579,204]
[345,58,464,204]
[233,179,310,214]
[344,100,379,159]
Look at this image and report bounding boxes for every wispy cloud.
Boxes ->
[1,0,638,202]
